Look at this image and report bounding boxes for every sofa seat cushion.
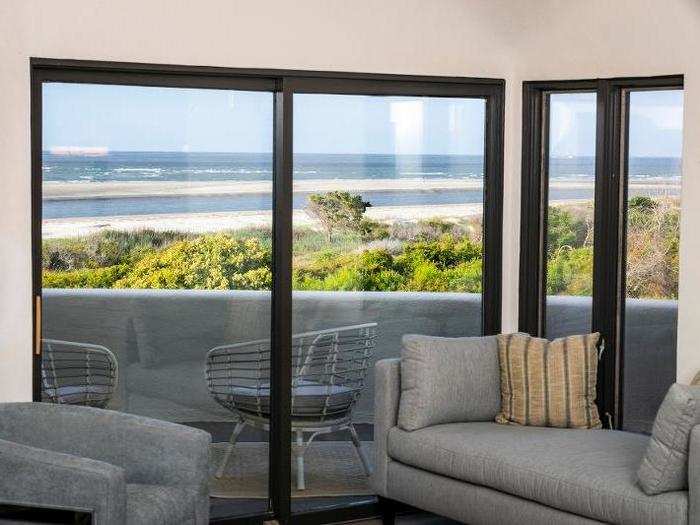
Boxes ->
[387,422,687,525]
[126,484,196,524]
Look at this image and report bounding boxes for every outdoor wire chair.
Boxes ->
[206,322,377,490]
[41,338,118,409]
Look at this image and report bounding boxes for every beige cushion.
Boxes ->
[398,334,500,431]
[496,333,601,429]
[637,383,700,495]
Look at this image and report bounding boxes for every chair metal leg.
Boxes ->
[348,423,372,475]
[216,420,246,479]
[295,430,306,491]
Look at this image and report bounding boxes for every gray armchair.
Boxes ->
[0,403,210,524]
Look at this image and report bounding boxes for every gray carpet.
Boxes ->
[209,441,374,498]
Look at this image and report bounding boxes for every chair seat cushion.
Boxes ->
[43,385,112,405]
[230,380,355,418]
[387,422,687,525]
[126,483,196,524]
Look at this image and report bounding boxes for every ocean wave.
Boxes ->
[399,171,447,176]
[113,168,164,173]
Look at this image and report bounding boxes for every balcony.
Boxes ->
[43,289,677,497]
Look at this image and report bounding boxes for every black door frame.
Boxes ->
[519,75,684,429]
[31,58,504,525]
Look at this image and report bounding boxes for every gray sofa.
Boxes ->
[0,403,210,524]
[372,358,696,525]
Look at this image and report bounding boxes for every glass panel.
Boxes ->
[291,93,486,510]
[545,92,597,338]
[41,83,273,517]
[622,89,683,433]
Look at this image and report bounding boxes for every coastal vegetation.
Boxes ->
[42,193,680,299]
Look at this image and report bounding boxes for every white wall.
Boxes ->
[1,0,698,401]
[508,0,700,384]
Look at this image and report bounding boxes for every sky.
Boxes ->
[43,83,485,155]
[43,83,683,157]
[549,90,684,158]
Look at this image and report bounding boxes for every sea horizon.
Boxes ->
[43,150,682,184]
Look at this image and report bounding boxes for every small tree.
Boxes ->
[307,191,371,241]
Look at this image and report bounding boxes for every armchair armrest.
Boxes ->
[690,425,700,524]
[0,404,210,492]
[0,438,126,524]
[108,411,211,492]
[371,358,401,497]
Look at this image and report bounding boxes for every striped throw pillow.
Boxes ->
[496,333,602,429]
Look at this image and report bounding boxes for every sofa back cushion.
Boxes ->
[637,383,700,495]
[496,332,601,429]
[398,334,500,431]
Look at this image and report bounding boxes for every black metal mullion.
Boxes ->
[482,88,505,336]
[518,84,546,336]
[616,90,632,430]
[30,67,43,402]
[270,81,293,525]
[591,79,625,428]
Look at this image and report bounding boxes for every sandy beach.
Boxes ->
[41,204,486,239]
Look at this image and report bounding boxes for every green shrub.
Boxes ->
[43,265,129,288]
[114,234,271,290]
[42,238,93,271]
[293,235,483,293]
[547,207,588,256]
[90,229,190,266]
[546,247,594,295]
[359,218,390,240]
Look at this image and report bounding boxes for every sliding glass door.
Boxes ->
[519,76,684,431]
[31,60,504,525]
[39,80,274,519]
[290,92,487,513]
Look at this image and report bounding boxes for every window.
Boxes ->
[519,76,684,431]
[545,92,597,338]
[31,60,504,525]
[622,89,683,433]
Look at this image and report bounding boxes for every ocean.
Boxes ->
[42,151,682,183]
[42,152,681,219]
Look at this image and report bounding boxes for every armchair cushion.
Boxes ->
[126,484,198,524]
[398,334,500,431]
[637,383,700,494]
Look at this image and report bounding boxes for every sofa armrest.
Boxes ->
[0,438,126,524]
[371,358,401,497]
[690,425,700,524]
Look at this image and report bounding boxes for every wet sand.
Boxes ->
[43,177,679,201]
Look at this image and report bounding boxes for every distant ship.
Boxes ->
[49,146,109,157]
